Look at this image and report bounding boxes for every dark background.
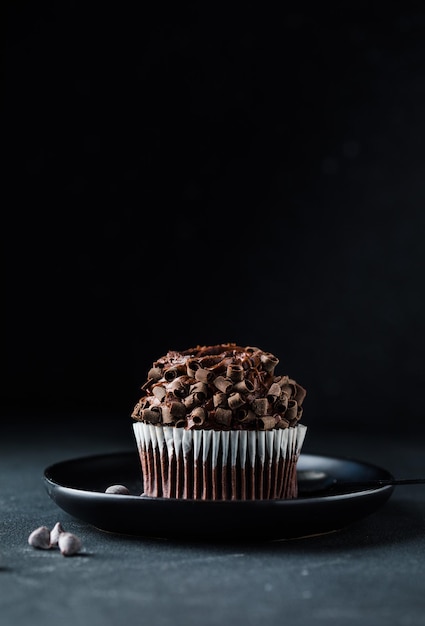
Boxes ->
[3,2,425,437]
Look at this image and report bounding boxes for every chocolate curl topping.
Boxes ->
[131,344,306,431]
[267,382,282,403]
[183,393,201,411]
[293,382,307,405]
[152,384,167,401]
[277,375,289,387]
[161,405,174,424]
[214,376,233,394]
[276,416,290,429]
[198,354,224,369]
[190,406,206,426]
[195,367,214,383]
[237,408,256,423]
[141,407,162,424]
[186,416,198,429]
[241,354,254,370]
[147,366,163,382]
[189,381,209,401]
[244,371,262,393]
[233,379,254,394]
[280,381,296,398]
[285,400,298,421]
[228,392,245,410]
[258,416,278,430]
[260,352,279,373]
[164,365,186,382]
[252,397,269,416]
[169,401,187,419]
[186,358,200,377]
[276,393,289,412]
[167,377,189,398]
[226,363,244,382]
[214,407,232,427]
[213,392,228,408]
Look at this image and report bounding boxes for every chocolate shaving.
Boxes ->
[267,382,282,403]
[260,352,279,373]
[233,379,254,394]
[228,392,245,410]
[258,416,278,430]
[285,400,298,421]
[190,406,206,425]
[183,394,200,411]
[213,392,228,408]
[276,416,290,429]
[169,401,187,419]
[189,381,209,400]
[293,382,307,405]
[186,358,200,376]
[275,394,289,412]
[226,363,244,382]
[214,376,233,394]
[167,377,189,398]
[214,407,232,427]
[164,365,186,382]
[237,408,256,423]
[195,367,214,383]
[161,405,174,424]
[141,407,162,424]
[147,366,163,382]
[252,397,268,416]
[152,384,167,401]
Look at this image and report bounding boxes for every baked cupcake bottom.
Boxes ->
[133,423,307,500]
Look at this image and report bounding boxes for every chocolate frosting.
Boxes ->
[131,343,306,431]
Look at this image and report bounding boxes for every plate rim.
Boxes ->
[42,451,395,540]
[43,450,395,504]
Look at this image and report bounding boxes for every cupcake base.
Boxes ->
[133,423,307,500]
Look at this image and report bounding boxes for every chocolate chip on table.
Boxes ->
[28,526,51,549]
[58,532,82,556]
[28,523,83,556]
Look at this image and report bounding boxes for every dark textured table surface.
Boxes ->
[2,414,425,626]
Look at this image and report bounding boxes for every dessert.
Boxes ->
[131,343,307,500]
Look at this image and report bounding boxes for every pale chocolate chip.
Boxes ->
[58,532,82,556]
[105,484,130,495]
[28,526,51,550]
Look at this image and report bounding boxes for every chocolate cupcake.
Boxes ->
[131,343,307,500]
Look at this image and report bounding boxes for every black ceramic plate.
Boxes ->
[43,452,395,541]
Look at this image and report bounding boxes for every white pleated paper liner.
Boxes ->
[133,423,307,500]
